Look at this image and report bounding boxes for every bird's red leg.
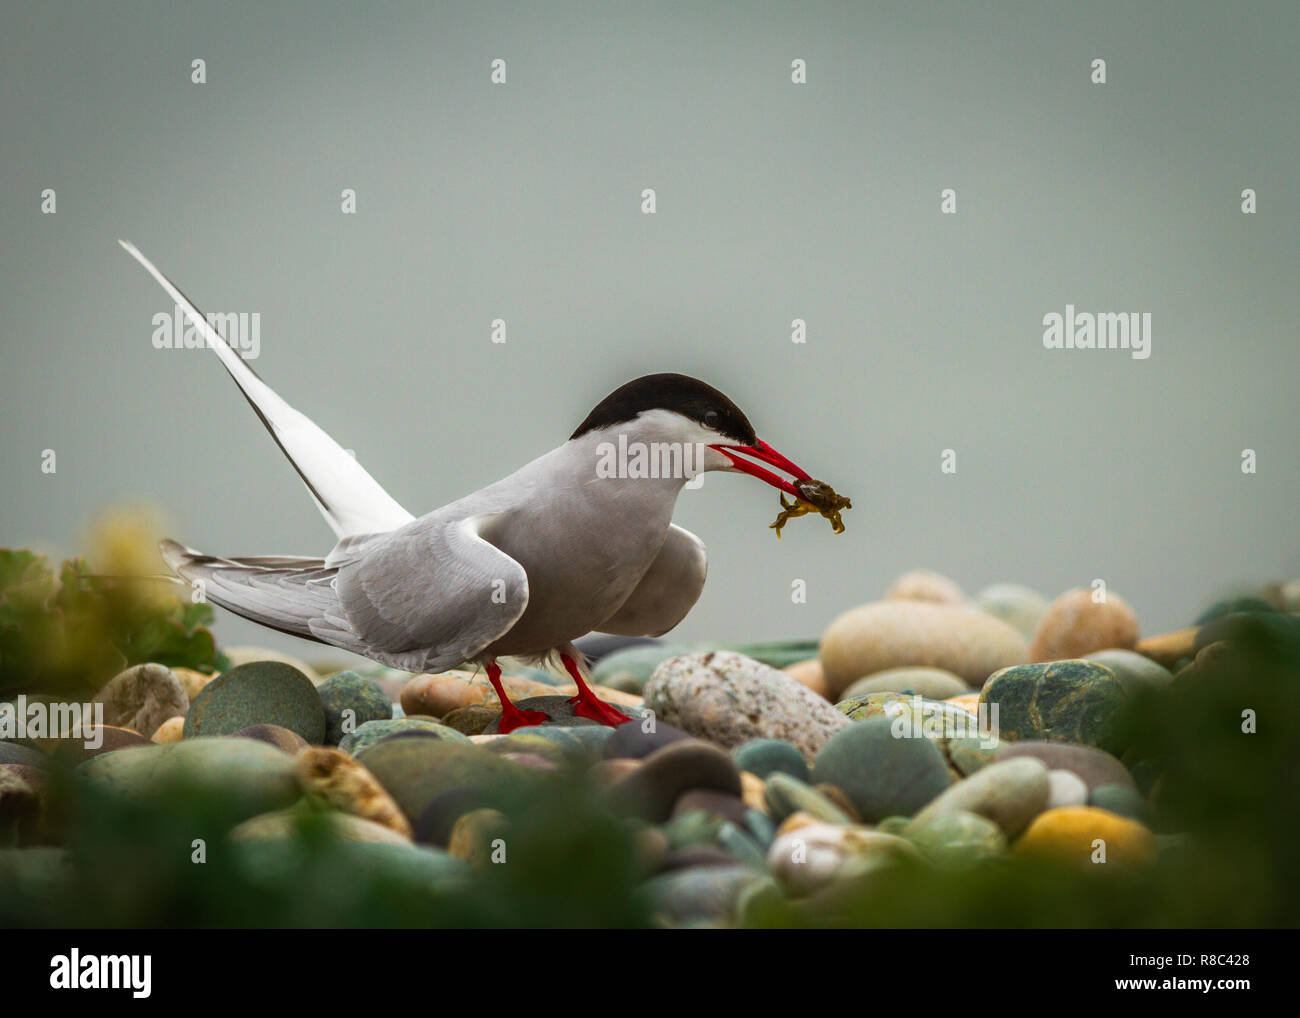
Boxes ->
[485,659,548,733]
[561,653,632,727]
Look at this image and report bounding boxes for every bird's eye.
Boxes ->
[703,410,720,429]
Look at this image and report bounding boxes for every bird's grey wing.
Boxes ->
[119,240,415,540]
[333,513,530,667]
[596,524,707,637]
[160,539,339,642]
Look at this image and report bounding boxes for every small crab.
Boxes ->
[769,478,852,538]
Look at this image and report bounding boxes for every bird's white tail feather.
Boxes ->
[119,240,415,540]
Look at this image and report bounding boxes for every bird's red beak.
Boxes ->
[710,439,812,497]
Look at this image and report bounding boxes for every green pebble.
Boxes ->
[980,659,1127,755]
[812,716,954,822]
[1088,782,1149,822]
[733,738,809,782]
[904,809,1007,868]
[317,670,393,746]
[339,717,469,755]
[763,772,854,824]
[716,821,768,869]
[184,661,325,745]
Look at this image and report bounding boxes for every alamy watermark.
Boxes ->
[1043,304,1151,360]
[889,695,1000,749]
[595,435,707,489]
[50,949,151,997]
[151,304,261,359]
[0,696,104,749]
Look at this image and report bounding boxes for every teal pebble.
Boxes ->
[1088,783,1148,822]
[719,639,820,670]
[591,644,691,694]
[716,821,767,869]
[743,808,776,849]
[733,738,810,782]
[1194,597,1276,625]
[338,717,470,755]
[184,661,326,745]
[661,810,725,849]
[510,666,566,687]
[317,670,393,746]
[812,716,954,822]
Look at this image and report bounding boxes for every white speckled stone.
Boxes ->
[767,823,920,896]
[93,663,189,738]
[644,651,851,764]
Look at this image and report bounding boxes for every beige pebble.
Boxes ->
[295,747,412,839]
[591,757,642,787]
[152,716,186,744]
[1135,627,1198,669]
[172,667,216,701]
[400,670,488,716]
[222,646,321,684]
[885,569,965,605]
[1031,588,1139,662]
[400,670,562,717]
[47,724,149,762]
[551,681,644,707]
[783,658,829,699]
[448,808,510,867]
[820,600,1029,696]
[231,809,409,845]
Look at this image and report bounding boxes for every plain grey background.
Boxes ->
[2,1,1296,665]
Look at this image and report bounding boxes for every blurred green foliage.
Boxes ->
[0,549,226,699]
[0,767,650,928]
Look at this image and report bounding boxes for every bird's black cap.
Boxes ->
[570,372,757,445]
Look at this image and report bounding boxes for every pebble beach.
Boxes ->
[3,567,1297,928]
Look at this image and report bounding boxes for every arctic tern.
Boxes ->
[120,240,821,732]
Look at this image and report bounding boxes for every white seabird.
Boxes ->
[120,241,820,731]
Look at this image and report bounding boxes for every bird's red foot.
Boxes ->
[568,694,632,727]
[497,708,549,733]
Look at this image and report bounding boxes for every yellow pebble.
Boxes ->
[1014,806,1156,867]
[945,692,982,714]
[740,771,767,812]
